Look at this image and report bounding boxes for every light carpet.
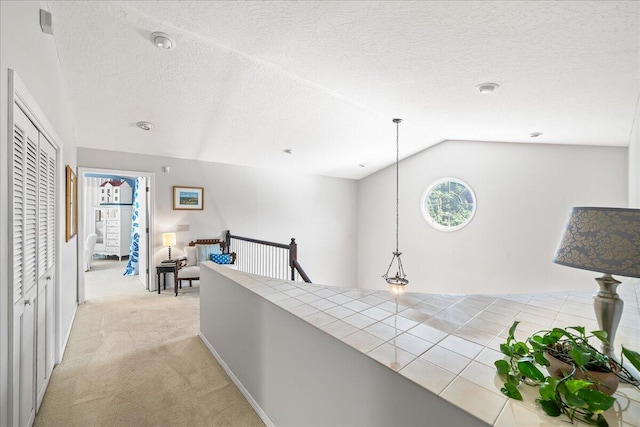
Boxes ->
[84,258,142,300]
[34,287,264,426]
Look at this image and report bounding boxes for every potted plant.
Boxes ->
[495,321,640,427]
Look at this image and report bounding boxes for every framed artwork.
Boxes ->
[173,186,204,210]
[65,165,77,241]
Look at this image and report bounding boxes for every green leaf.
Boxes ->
[508,321,520,340]
[576,389,616,413]
[596,413,609,427]
[528,338,547,351]
[568,326,585,336]
[539,381,556,401]
[569,347,592,366]
[564,392,587,409]
[621,346,640,372]
[506,374,520,386]
[531,335,544,344]
[565,379,593,394]
[501,382,522,401]
[578,413,599,427]
[556,381,568,395]
[517,360,546,381]
[546,376,559,388]
[534,352,550,366]
[542,333,560,345]
[536,398,562,417]
[591,330,609,344]
[514,342,529,355]
[495,360,510,375]
[500,343,513,357]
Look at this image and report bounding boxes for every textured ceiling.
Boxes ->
[49,1,639,179]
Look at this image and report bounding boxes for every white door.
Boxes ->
[11,103,58,427]
[35,133,56,408]
[11,106,39,427]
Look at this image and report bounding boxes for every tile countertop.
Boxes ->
[209,264,640,427]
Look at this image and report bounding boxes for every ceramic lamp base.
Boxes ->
[594,274,624,357]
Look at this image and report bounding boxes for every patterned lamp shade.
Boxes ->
[553,207,640,278]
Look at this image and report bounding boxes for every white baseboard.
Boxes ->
[198,332,275,427]
[36,368,52,410]
[57,302,77,364]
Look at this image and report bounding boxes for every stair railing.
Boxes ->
[225,230,312,283]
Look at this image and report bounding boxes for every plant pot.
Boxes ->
[544,352,619,395]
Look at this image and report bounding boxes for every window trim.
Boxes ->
[420,177,477,232]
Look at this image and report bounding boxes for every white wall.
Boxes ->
[0,1,79,425]
[629,98,640,208]
[77,148,358,288]
[200,264,484,427]
[357,140,627,295]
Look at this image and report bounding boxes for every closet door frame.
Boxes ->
[6,70,64,426]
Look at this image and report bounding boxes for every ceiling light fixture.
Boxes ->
[530,132,543,138]
[150,32,176,50]
[477,83,499,93]
[137,121,154,131]
[383,118,409,295]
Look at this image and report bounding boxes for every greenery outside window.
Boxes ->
[421,177,476,231]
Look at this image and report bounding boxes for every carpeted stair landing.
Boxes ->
[34,288,264,426]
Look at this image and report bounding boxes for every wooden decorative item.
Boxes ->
[173,186,204,210]
[65,165,77,241]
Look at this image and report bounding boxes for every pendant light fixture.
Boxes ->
[383,118,409,295]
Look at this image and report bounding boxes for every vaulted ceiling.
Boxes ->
[49,1,639,179]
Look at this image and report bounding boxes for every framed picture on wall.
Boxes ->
[65,165,77,241]
[173,186,204,210]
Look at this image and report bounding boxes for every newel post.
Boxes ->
[289,238,297,281]
[225,230,231,252]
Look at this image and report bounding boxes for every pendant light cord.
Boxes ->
[384,118,408,286]
[395,120,400,254]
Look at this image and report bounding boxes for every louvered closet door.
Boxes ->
[12,105,39,427]
[35,133,56,409]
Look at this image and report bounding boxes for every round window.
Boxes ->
[421,178,476,231]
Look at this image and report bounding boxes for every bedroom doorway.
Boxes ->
[77,167,156,303]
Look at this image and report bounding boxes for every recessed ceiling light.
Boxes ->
[477,83,499,93]
[150,32,176,50]
[530,132,543,138]
[137,121,154,131]
[283,148,293,154]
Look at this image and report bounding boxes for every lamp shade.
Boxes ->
[553,207,640,278]
[162,232,176,247]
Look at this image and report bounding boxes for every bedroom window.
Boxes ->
[421,177,476,231]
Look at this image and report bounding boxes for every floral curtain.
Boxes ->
[124,177,142,276]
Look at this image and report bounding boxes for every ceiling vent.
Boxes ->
[40,9,53,35]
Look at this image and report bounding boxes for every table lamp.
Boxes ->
[162,232,177,262]
[553,207,640,355]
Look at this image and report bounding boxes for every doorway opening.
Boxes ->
[77,167,156,303]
